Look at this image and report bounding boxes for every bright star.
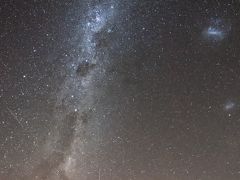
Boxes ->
[96,15,101,22]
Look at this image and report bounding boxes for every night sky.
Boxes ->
[1,0,240,180]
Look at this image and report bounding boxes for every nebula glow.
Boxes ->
[207,27,223,36]
[202,18,231,42]
[224,101,235,111]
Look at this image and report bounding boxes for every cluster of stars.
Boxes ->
[224,101,235,111]
[202,18,231,42]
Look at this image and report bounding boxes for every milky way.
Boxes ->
[28,1,119,179]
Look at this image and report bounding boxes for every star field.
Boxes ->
[1,1,240,180]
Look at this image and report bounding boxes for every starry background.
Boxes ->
[1,0,240,180]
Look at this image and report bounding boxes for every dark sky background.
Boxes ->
[1,0,240,180]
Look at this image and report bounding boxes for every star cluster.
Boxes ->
[202,18,231,42]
